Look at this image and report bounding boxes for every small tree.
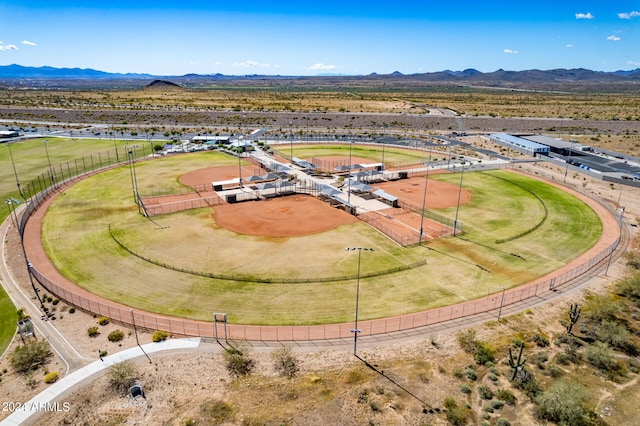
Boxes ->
[10,340,53,374]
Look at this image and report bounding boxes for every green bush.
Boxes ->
[460,384,471,394]
[108,330,125,342]
[43,371,59,384]
[152,330,168,342]
[533,333,550,347]
[496,419,510,426]
[97,316,110,326]
[87,326,99,337]
[10,340,53,374]
[68,308,76,314]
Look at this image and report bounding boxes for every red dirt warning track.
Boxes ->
[214,195,358,237]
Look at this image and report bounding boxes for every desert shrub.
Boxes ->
[496,419,510,426]
[464,367,477,381]
[496,388,517,406]
[460,384,471,394]
[591,320,637,355]
[222,343,254,377]
[457,330,478,353]
[10,340,53,374]
[68,308,76,314]
[534,380,592,425]
[548,365,564,378]
[87,326,99,337]
[616,273,640,305]
[533,333,550,347]
[512,369,540,401]
[443,397,470,426]
[623,251,640,270]
[271,346,299,378]
[199,400,235,423]
[583,342,622,375]
[52,299,59,305]
[108,360,139,394]
[43,371,59,384]
[483,403,494,413]
[488,373,498,382]
[473,343,495,365]
[490,400,504,410]
[583,294,622,323]
[152,330,168,342]
[478,384,494,400]
[453,368,463,379]
[97,316,110,326]
[108,330,125,342]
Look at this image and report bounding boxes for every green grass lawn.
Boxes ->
[39,149,603,325]
[0,284,16,356]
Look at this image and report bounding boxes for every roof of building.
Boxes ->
[520,135,581,150]
[490,134,549,151]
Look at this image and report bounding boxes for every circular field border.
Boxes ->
[20,153,615,340]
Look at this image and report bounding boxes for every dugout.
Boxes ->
[373,189,398,208]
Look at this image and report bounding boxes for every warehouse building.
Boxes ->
[488,134,550,157]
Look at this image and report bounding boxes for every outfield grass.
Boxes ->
[283,144,436,166]
[0,284,16,356]
[39,149,603,325]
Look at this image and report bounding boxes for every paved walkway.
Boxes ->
[0,338,201,426]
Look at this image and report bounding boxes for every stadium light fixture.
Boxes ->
[345,247,374,356]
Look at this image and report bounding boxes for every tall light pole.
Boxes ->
[345,247,374,356]
[381,125,387,171]
[7,143,24,199]
[289,120,294,166]
[418,151,432,245]
[347,140,353,205]
[453,162,465,237]
[42,139,55,188]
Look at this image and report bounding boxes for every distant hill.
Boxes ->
[144,79,181,88]
[1,64,639,91]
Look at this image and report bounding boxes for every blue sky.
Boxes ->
[1,1,639,76]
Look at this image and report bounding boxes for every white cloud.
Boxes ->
[575,12,594,19]
[0,43,18,51]
[232,60,259,67]
[618,11,640,19]
[503,49,519,54]
[627,60,640,66]
[22,40,37,46]
[607,35,621,41]
[566,44,573,48]
[309,63,336,70]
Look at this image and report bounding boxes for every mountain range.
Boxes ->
[1,64,639,91]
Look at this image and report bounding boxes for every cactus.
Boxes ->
[566,303,581,335]
[508,344,526,381]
